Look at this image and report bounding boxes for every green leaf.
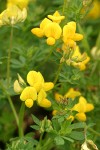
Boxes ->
[31,125,40,130]
[70,122,86,129]
[62,136,74,143]
[31,114,40,125]
[69,131,84,140]
[54,136,65,145]
[87,123,96,129]
[52,118,61,131]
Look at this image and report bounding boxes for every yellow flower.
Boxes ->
[37,89,51,108]
[55,88,81,102]
[72,96,94,121]
[0,5,27,26]
[48,11,65,23]
[14,74,25,93]
[66,46,90,70]
[87,0,100,19]
[14,80,23,93]
[31,18,52,37]
[27,70,54,92]
[67,115,74,121]
[55,93,63,102]
[7,0,30,9]
[63,22,83,48]
[31,18,62,45]
[44,22,62,45]
[91,46,100,60]
[64,88,81,99]
[81,140,98,150]
[20,86,37,108]
[52,110,58,115]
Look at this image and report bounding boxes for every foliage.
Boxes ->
[0,0,100,150]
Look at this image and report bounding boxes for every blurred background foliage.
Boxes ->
[0,0,100,149]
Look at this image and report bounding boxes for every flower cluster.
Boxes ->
[14,70,54,108]
[31,11,83,46]
[62,46,90,70]
[53,88,94,121]
[0,5,27,26]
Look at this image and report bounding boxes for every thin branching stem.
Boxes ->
[18,102,25,138]
[53,63,63,85]
[7,26,13,86]
[0,81,19,126]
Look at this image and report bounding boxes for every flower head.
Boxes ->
[55,88,81,102]
[66,46,90,70]
[72,96,94,121]
[44,22,62,45]
[0,5,27,26]
[63,22,83,48]
[48,11,65,23]
[14,74,25,93]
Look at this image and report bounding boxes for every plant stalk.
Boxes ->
[18,102,25,138]
[7,26,13,86]
[53,63,63,84]
[0,81,19,126]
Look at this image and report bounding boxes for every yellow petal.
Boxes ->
[25,99,34,108]
[75,112,86,121]
[31,28,44,37]
[79,63,86,71]
[20,86,37,101]
[44,22,62,39]
[63,22,76,38]
[7,0,29,9]
[48,11,65,23]
[72,46,82,59]
[63,38,76,47]
[43,82,54,91]
[37,89,51,108]
[72,102,86,113]
[38,98,51,108]
[14,80,23,93]
[40,18,52,29]
[46,37,55,45]
[52,110,58,115]
[37,89,46,103]
[73,33,83,41]
[87,0,100,19]
[67,115,74,121]
[65,88,81,99]
[27,70,44,87]
[54,92,63,102]
[67,21,76,30]
[86,104,94,112]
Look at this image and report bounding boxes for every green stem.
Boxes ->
[53,63,63,84]
[88,128,100,137]
[0,81,19,126]
[7,26,13,86]
[36,132,44,150]
[62,0,67,15]
[18,102,25,138]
